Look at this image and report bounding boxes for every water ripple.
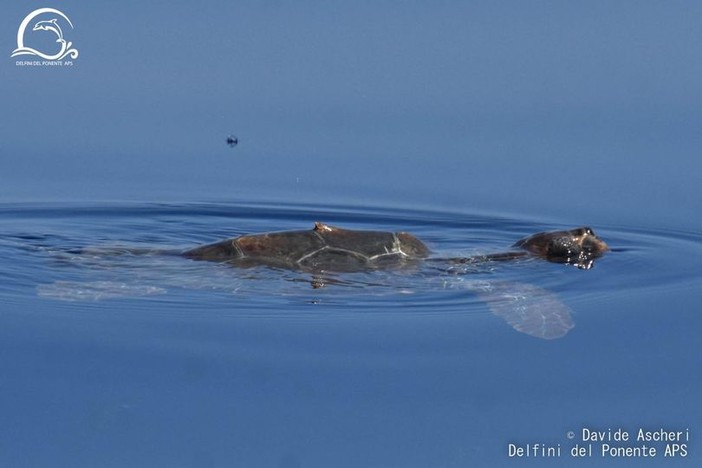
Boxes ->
[1,201,699,339]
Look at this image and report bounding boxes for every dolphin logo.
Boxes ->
[11,8,79,60]
[33,19,65,44]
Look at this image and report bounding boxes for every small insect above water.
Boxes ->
[226,135,238,147]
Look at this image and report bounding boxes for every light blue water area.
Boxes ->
[1,1,701,467]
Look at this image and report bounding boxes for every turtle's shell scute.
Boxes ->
[235,230,326,269]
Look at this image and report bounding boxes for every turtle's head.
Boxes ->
[514,226,609,269]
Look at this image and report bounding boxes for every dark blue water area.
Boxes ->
[0,201,699,467]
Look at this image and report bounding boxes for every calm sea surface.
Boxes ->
[0,199,699,467]
[2,1,701,466]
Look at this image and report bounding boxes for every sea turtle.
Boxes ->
[182,223,608,340]
[183,222,608,272]
[41,223,607,340]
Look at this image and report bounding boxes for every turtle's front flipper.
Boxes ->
[468,281,574,339]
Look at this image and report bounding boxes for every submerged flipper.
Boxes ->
[468,280,575,339]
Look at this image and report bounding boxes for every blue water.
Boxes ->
[2,1,702,466]
[0,201,699,467]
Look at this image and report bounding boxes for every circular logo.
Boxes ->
[11,8,79,60]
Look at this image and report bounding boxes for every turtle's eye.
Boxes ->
[584,227,594,236]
